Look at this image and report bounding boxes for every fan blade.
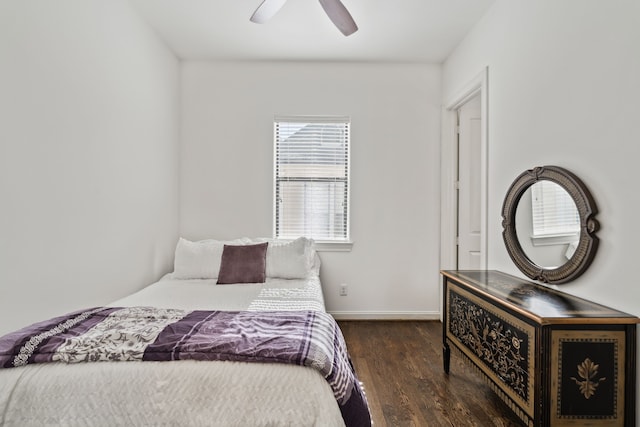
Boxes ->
[318,0,358,36]
[250,0,288,24]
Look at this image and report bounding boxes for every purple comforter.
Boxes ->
[0,306,371,427]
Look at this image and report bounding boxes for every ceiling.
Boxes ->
[129,0,495,63]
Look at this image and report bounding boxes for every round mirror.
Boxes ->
[502,166,599,284]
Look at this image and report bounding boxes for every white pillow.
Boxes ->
[173,237,250,280]
[263,237,316,279]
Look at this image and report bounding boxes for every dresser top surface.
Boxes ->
[442,270,639,323]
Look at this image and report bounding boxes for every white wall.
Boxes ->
[181,61,442,318]
[0,0,180,336]
[442,0,640,417]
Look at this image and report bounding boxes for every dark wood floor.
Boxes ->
[338,321,525,427]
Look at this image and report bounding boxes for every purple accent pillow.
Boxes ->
[216,242,268,284]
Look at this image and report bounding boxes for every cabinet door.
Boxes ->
[550,329,626,426]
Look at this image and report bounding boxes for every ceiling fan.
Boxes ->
[250,0,358,36]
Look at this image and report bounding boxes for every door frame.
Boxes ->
[440,67,489,271]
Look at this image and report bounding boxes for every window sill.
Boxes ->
[530,233,579,247]
[315,240,354,252]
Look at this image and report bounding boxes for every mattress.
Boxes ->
[0,275,349,427]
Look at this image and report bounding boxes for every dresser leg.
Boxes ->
[443,342,450,374]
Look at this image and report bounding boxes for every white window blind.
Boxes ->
[531,181,580,237]
[274,115,350,241]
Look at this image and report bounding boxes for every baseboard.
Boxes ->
[329,311,440,321]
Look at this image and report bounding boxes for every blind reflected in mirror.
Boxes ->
[515,181,580,269]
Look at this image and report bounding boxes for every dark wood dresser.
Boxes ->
[441,270,638,427]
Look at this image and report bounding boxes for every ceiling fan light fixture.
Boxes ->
[250,0,358,36]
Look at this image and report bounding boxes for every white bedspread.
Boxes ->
[0,275,345,427]
[0,359,344,426]
[108,274,326,312]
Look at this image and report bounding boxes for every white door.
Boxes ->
[457,94,482,269]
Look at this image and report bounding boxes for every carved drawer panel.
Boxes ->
[446,283,536,418]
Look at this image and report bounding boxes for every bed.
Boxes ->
[0,237,371,427]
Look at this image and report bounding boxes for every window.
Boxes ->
[274,116,350,244]
[531,180,580,238]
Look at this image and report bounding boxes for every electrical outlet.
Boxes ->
[340,283,348,296]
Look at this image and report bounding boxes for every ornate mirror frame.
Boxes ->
[501,166,599,284]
